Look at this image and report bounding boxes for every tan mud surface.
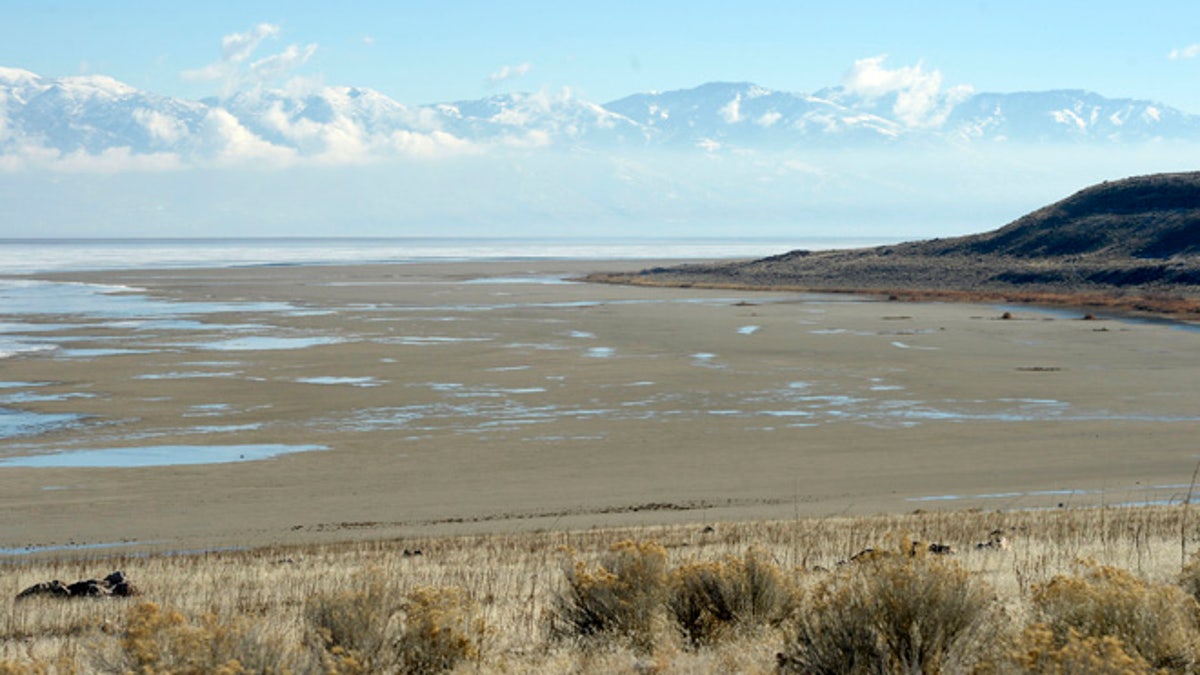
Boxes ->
[1,260,1197,555]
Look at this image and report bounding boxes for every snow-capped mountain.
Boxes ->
[606,82,904,148]
[1,67,208,156]
[432,89,646,146]
[942,90,1200,142]
[2,66,1198,168]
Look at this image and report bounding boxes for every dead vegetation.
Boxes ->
[4,505,1200,672]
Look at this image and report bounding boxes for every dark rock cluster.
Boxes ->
[15,571,138,600]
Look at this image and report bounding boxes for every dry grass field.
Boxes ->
[5,504,1200,673]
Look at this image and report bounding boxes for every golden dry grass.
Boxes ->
[4,504,1200,672]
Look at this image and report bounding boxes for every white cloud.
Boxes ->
[0,141,184,173]
[487,63,533,84]
[248,43,318,82]
[719,95,742,123]
[222,23,280,64]
[200,107,296,166]
[756,111,783,127]
[134,108,188,144]
[182,24,317,97]
[1169,44,1200,60]
[499,129,552,149]
[388,129,477,158]
[259,100,371,164]
[844,55,973,128]
[0,142,59,172]
[52,147,184,173]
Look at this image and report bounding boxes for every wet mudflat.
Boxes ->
[0,259,1197,554]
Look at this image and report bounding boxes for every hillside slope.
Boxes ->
[591,172,1200,317]
[911,172,1200,259]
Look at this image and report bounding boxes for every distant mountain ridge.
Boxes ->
[2,66,1199,165]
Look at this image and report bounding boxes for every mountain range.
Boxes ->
[2,66,1198,167]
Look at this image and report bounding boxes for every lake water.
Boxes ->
[0,236,891,275]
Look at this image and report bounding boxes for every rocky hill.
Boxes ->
[910,172,1200,259]
[592,172,1200,317]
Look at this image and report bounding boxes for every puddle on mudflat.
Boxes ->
[0,409,86,440]
[738,325,760,335]
[810,328,874,336]
[0,381,53,389]
[461,275,577,285]
[0,339,58,359]
[585,347,615,358]
[0,443,327,468]
[184,424,264,434]
[187,336,344,351]
[57,348,158,358]
[891,341,940,351]
[0,392,94,404]
[0,321,81,333]
[425,383,548,398]
[361,297,758,315]
[0,540,150,556]
[0,279,295,318]
[907,485,1113,502]
[504,342,569,351]
[296,376,384,387]
[185,403,231,416]
[375,336,491,346]
[135,371,242,380]
[102,318,266,332]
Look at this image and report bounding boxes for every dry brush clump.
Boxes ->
[1029,560,1200,672]
[111,601,295,674]
[305,575,485,674]
[777,542,999,674]
[1007,623,1156,675]
[667,547,794,648]
[305,574,400,672]
[550,540,668,653]
[1179,551,1200,605]
[393,586,486,675]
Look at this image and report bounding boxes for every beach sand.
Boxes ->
[1,260,1197,555]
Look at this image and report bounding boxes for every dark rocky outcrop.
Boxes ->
[16,571,138,600]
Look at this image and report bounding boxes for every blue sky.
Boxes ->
[3,1,1200,239]
[5,1,1200,110]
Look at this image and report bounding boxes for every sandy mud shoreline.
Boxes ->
[0,260,1197,556]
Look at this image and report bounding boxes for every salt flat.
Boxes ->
[0,260,1197,555]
